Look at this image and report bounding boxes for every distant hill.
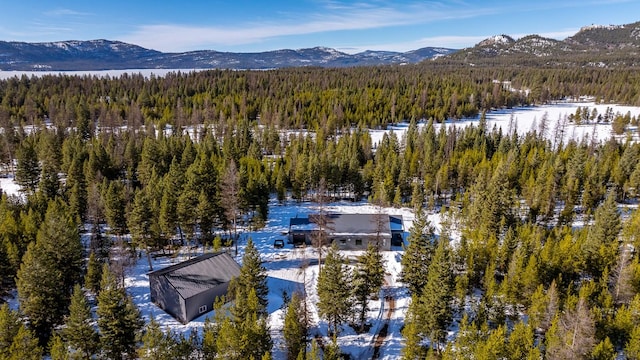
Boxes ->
[4,20,640,71]
[445,20,640,67]
[0,39,456,71]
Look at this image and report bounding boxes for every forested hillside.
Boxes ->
[1,63,640,358]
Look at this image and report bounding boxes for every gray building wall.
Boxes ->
[333,235,391,251]
[184,282,233,323]
[149,274,187,323]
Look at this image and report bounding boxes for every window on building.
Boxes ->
[339,239,346,245]
[355,239,362,246]
[199,305,207,314]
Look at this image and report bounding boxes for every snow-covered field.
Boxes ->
[369,101,640,148]
[0,69,205,80]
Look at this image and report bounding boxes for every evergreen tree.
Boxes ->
[506,322,537,360]
[233,238,269,315]
[402,304,425,360]
[0,303,21,358]
[353,243,385,331]
[196,189,215,242]
[322,336,342,360]
[16,200,83,345]
[39,158,60,200]
[84,251,102,294]
[472,325,507,359]
[307,339,321,360]
[400,209,435,296]
[582,191,621,278]
[0,237,14,307]
[627,326,640,359]
[49,333,69,360]
[215,287,272,360]
[65,156,88,223]
[201,316,219,359]
[62,284,99,359]
[158,156,184,241]
[591,337,616,360]
[8,323,43,360]
[138,317,177,360]
[96,263,143,360]
[103,180,128,237]
[158,185,178,243]
[128,187,157,270]
[412,239,453,352]
[283,291,308,360]
[15,139,40,193]
[317,244,353,336]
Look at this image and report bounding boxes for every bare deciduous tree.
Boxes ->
[310,178,333,269]
[610,245,635,305]
[221,160,240,255]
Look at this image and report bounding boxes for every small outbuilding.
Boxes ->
[148,252,241,324]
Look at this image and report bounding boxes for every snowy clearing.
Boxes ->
[121,199,419,360]
[369,101,640,148]
[0,69,206,80]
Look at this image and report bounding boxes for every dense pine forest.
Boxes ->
[2,63,640,359]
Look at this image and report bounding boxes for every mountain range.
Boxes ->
[447,21,640,67]
[0,40,455,71]
[1,20,639,71]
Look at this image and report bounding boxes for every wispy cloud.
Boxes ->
[117,0,628,52]
[44,8,92,17]
[120,1,500,52]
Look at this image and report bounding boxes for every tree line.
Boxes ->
[2,65,640,358]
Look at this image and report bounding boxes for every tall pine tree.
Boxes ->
[62,284,99,359]
[96,263,143,360]
[409,238,453,352]
[232,238,269,315]
[15,139,40,194]
[8,323,42,360]
[0,303,21,359]
[353,243,385,331]
[400,209,435,296]
[317,244,353,336]
[582,191,621,278]
[283,291,308,360]
[16,200,83,345]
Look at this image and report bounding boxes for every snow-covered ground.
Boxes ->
[3,100,640,358]
[0,176,20,197]
[0,69,205,80]
[123,199,419,360]
[369,101,640,148]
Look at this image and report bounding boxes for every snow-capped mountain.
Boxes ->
[0,40,456,71]
[448,20,640,67]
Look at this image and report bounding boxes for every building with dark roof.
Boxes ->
[288,213,404,250]
[148,252,241,324]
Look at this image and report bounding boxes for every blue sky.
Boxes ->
[1,1,639,53]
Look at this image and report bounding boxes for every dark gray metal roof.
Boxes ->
[290,213,401,236]
[148,252,241,300]
[289,217,311,226]
[328,213,391,236]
